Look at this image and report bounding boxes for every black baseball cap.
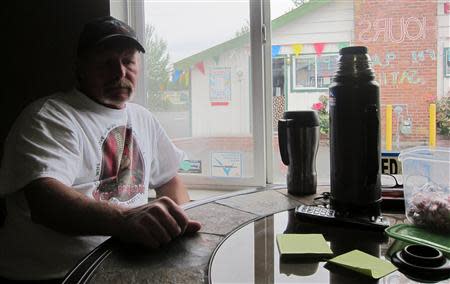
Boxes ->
[77,16,145,56]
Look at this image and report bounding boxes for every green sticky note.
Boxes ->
[327,250,397,279]
[276,234,333,259]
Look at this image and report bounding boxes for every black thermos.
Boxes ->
[329,46,381,216]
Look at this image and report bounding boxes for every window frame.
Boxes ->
[112,0,273,189]
[445,47,450,77]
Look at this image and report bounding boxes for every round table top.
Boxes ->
[63,187,448,283]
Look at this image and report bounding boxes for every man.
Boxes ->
[0,16,201,281]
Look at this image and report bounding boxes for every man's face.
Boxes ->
[78,46,139,109]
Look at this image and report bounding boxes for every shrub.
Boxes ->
[436,96,450,137]
[311,95,329,135]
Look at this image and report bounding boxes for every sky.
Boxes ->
[144,0,297,64]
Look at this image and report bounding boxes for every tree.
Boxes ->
[291,0,307,7]
[234,20,250,38]
[143,24,171,111]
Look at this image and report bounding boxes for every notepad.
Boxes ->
[327,249,397,279]
[276,234,333,259]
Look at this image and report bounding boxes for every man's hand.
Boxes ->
[115,196,201,249]
[24,178,201,249]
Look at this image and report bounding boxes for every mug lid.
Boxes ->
[282,111,319,127]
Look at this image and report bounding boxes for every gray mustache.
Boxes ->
[107,79,133,90]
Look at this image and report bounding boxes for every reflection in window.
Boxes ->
[272,58,285,97]
[293,54,339,89]
[294,56,315,88]
[445,48,450,77]
[317,55,338,88]
[114,0,450,190]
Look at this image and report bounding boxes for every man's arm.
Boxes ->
[155,175,190,204]
[24,177,200,249]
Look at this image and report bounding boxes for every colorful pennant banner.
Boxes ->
[190,42,348,73]
[195,62,205,75]
[272,42,331,57]
[292,43,303,56]
[272,45,281,57]
[314,42,325,56]
[184,71,190,86]
[180,72,185,84]
[172,69,181,83]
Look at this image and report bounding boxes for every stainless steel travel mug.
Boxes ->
[278,111,320,196]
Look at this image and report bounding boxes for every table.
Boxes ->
[210,209,405,283]
[62,186,447,283]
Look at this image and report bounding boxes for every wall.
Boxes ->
[185,0,445,143]
[273,1,353,113]
[189,0,354,136]
[1,0,110,158]
[272,0,354,44]
[190,47,251,137]
[354,0,438,143]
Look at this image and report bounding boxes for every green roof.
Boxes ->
[174,0,331,70]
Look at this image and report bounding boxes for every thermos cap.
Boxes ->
[339,46,368,55]
[282,110,319,127]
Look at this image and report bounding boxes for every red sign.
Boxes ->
[211,102,229,106]
[445,2,450,14]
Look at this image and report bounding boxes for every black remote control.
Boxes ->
[295,204,390,231]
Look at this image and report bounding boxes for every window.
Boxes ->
[112,0,450,195]
[292,54,338,90]
[112,0,267,189]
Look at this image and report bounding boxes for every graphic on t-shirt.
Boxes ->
[93,126,145,203]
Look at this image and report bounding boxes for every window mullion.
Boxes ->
[315,55,318,88]
[126,0,146,106]
[262,0,274,184]
[250,0,267,186]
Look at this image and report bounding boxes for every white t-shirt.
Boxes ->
[0,89,184,280]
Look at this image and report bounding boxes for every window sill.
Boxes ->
[188,188,239,201]
[291,88,329,93]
